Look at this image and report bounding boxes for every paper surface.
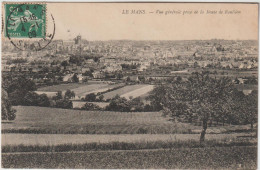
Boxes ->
[1,2,258,169]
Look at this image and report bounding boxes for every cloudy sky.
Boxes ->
[47,3,258,41]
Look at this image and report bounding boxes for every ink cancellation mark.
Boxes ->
[5,3,46,38]
[4,3,55,51]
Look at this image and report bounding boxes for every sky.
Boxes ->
[46,3,258,41]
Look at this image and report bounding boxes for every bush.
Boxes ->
[85,93,96,102]
[23,92,50,107]
[105,95,130,112]
[81,102,102,111]
[55,99,73,109]
[98,95,104,102]
[37,94,51,107]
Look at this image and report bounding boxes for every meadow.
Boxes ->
[102,84,153,100]
[71,83,123,97]
[37,82,98,92]
[2,133,254,146]
[2,106,254,135]
[2,146,256,169]
[37,82,124,98]
[2,106,199,134]
[120,85,154,99]
[2,106,257,168]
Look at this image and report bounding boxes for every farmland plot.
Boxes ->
[37,82,97,92]
[2,133,251,146]
[2,106,199,134]
[103,85,154,100]
[2,147,257,169]
[74,83,124,97]
[36,83,124,98]
[121,85,154,99]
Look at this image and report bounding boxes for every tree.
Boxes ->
[235,90,258,129]
[106,95,130,112]
[2,89,16,120]
[37,94,51,107]
[24,91,41,106]
[41,67,49,73]
[126,76,131,82]
[83,71,93,77]
[4,76,36,94]
[55,99,73,109]
[61,60,69,68]
[244,91,257,129]
[129,97,144,111]
[138,76,145,83]
[64,90,75,99]
[146,84,167,111]
[72,74,79,83]
[81,102,101,110]
[85,93,96,102]
[116,72,124,80]
[98,95,104,102]
[52,91,62,101]
[23,92,50,107]
[3,76,36,105]
[160,72,235,143]
[9,89,27,105]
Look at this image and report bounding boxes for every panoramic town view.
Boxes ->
[2,36,258,168]
[1,2,258,169]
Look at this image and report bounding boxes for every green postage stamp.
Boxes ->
[4,3,46,38]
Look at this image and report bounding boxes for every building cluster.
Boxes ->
[2,37,258,85]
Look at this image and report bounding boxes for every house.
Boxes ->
[78,74,84,83]
[86,59,95,64]
[63,74,74,82]
[82,67,91,73]
[103,64,122,72]
[243,90,253,95]
[232,62,243,69]
[138,65,147,72]
[93,71,105,79]
[129,75,140,82]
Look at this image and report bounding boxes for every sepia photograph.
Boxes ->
[1,2,258,169]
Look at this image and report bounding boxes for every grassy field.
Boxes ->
[3,133,255,146]
[2,146,256,169]
[121,85,154,99]
[72,83,123,97]
[2,106,200,134]
[37,82,124,98]
[2,135,256,152]
[2,106,254,135]
[102,84,152,100]
[37,82,95,92]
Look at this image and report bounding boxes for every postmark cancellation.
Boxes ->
[4,3,46,38]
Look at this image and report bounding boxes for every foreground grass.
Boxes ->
[2,146,256,169]
[2,138,256,153]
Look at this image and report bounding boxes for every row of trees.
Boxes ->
[105,95,153,112]
[148,71,257,142]
[78,95,154,112]
[1,76,75,117]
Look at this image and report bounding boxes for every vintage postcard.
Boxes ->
[1,2,258,169]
